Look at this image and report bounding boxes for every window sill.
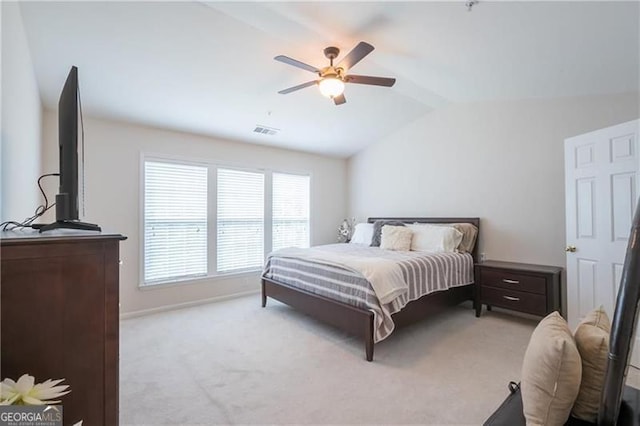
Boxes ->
[139,269,261,290]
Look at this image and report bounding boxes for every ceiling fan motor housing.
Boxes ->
[320,67,344,79]
[323,46,340,61]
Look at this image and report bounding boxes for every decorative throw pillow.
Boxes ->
[350,223,375,245]
[572,306,611,422]
[407,223,463,252]
[370,220,406,247]
[450,223,478,253]
[380,225,413,251]
[521,312,582,426]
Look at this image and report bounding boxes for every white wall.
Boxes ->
[41,112,348,315]
[1,2,42,221]
[348,92,639,268]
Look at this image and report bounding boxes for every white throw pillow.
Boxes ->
[349,223,374,244]
[407,223,463,252]
[380,225,413,251]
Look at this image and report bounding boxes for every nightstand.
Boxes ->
[475,260,563,318]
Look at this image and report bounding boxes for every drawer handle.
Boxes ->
[502,279,520,284]
[503,295,520,302]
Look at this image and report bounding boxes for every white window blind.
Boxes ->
[144,161,208,284]
[217,169,264,272]
[272,173,310,252]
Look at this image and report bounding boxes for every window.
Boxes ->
[143,161,208,284]
[272,173,310,252]
[142,157,311,285]
[217,168,265,273]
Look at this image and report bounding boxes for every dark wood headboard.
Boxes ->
[367,217,481,263]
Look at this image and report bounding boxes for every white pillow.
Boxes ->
[407,223,463,252]
[349,223,374,244]
[380,225,413,251]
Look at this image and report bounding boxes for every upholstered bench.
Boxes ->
[484,201,640,426]
[484,383,640,425]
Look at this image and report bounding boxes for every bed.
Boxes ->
[261,217,480,361]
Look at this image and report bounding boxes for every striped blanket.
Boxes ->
[263,243,474,342]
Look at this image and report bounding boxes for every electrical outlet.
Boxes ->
[479,252,486,263]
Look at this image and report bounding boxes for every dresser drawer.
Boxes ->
[480,269,546,295]
[480,286,547,316]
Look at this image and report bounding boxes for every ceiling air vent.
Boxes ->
[253,125,279,136]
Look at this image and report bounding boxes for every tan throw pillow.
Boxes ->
[380,225,413,251]
[450,223,478,253]
[572,306,610,422]
[521,312,582,426]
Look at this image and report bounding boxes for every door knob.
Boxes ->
[565,245,577,253]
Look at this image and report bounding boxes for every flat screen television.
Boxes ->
[39,66,101,232]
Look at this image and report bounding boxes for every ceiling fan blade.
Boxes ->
[278,80,318,94]
[274,55,320,74]
[336,41,374,70]
[333,94,346,105]
[345,74,396,87]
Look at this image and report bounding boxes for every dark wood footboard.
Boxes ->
[262,278,376,361]
[262,278,474,361]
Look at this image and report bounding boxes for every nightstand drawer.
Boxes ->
[481,286,547,316]
[480,269,546,295]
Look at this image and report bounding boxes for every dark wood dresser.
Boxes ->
[475,260,563,318]
[1,230,125,426]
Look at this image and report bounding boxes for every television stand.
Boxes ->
[37,220,101,233]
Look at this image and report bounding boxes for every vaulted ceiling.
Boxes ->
[19,1,640,157]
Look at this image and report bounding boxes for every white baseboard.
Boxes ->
[119,289,260,320]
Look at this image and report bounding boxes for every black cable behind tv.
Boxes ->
[39,66,101,233]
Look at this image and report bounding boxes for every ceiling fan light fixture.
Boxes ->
[318,76,345,98]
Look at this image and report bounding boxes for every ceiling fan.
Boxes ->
[274,41,396,106]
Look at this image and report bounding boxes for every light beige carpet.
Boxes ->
[119,295,545,425]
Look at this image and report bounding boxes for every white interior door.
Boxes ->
[565,119,639,362]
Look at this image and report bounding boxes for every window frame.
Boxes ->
[139,153,312,288]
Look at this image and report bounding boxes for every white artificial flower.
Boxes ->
[337,217,356,242]
[0,374,70,405]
